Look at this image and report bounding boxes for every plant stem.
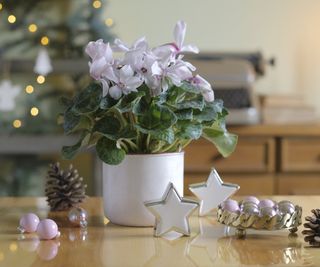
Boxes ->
[160,140,179,153]
[181,139,192,150]
[118,140,129,153]
[128,112,141,151]
[109,109,127,128]
[123,139,139,152]
[150,142,164,153]
[145,134,151,152]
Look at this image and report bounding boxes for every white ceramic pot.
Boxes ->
[102,152,184,226]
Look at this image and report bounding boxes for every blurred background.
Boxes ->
[1,0,320,197]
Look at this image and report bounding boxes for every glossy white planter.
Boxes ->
[102,152,184,226]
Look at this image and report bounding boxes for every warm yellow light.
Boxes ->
[37,75,45,84]
[28,24,37,33]
[105,18,114,27]
[0,3,3,11]
[41,36,49,46]
[8,15,16,24]
[13,120,22,128]
[93,0,102,9]
[25,85,34,94]
[30,107,39,116]
[103,217,109,225]
[9,243,18,252]
[0,252,4,261]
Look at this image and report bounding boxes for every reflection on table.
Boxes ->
[0,197,318,267]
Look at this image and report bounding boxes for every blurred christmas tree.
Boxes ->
[0,0,114,134]
[0,0,114,59]
[0,0,113,195]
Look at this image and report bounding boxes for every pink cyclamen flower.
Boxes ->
[108,65,143,99]
[189,75,215,102]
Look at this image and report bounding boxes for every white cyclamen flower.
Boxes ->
[153,20,199,58]
[113,37,148,52]
[189,74,215,102]
[108,65,143,99]
[173,20,199,54]
[85,40,117,96]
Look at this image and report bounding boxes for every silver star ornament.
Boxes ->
[189,169,240,216]
[145,183,198,237]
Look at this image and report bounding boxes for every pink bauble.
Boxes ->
[259,199,275,208]
[242,196,260,205]
[221,199,239,213]
[19,213,40,233]
[37,219,59,240]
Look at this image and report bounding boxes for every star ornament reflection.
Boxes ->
[145,183,198,237]
[189,169,240,216]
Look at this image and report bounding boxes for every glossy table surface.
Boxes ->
[0,196,319,267]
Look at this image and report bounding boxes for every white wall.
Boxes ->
[106,0,320,113]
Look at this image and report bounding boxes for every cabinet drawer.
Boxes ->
[184,137,275,173]
[184,173,274,196]
[278,175,320,195]
[281,138,320,172]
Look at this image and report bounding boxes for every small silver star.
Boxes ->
[189,169,240,216]
[145,183,198,237]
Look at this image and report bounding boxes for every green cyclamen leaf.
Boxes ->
[175,109,193,120]
[175,95,205,111]
[136,103,177,132]
[151,128,175,144]
[180,81,200,94]
[94,115,137,140]
[93,115,122,140]
[100,95,118,110]
[96,137,126,165]
[193,99,224,122]
[63,108,93,135]
[62,132,90,159]
[115,91,145,112]
[73,83,102,114]
[63,109,80,134]
[176,121,202,140]
[202,120,238,157]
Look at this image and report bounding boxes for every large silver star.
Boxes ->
[189,169,239,216]
[145,183,198,237]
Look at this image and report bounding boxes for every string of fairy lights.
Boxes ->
[0,0,114,129]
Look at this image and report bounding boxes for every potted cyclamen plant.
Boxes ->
[62,21,237,226]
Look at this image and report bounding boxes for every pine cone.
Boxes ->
[45,162,87,211]
[302,209,320,246]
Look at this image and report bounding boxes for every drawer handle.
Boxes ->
[211,154,224,162]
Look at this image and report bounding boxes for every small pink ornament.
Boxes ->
[259,199,275,209]
[242,196,260,205]
[221,199,239,213]
[18,213,40,233]
[36,219,60,240]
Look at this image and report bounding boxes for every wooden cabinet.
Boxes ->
[185,137,275,173]
[184,124,320,196]
[278,174,320,195]
[281,137,320,172]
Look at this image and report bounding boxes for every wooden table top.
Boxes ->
[0,196,319,267]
